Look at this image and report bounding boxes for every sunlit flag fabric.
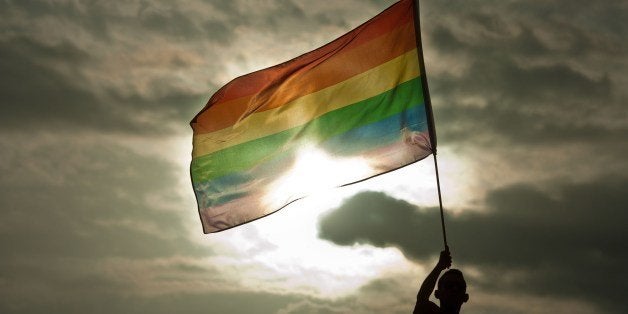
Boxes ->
[191,0,435,233]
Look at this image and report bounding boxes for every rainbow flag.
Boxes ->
[191,0,435,233]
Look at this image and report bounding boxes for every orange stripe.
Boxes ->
[208,0,412,104]
[192,0,415,134]
[192,49,420,158]
[194,22,416,134]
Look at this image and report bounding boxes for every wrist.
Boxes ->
[436,262,449,271]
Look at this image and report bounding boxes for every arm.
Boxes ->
[417,247,452,303]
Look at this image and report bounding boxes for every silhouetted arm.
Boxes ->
[417,247,451,303]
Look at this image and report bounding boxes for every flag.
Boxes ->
[191,0,435,233]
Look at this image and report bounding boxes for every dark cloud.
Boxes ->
[135,2,235,44]
[269,1,324,30]
[318,191,443,260]
[0,0,369,135]
[0,136,206,259]
[273,276,417,314]
[138,6,205,40]
[0,34,207,134]
[0,287,298,314]
[421,0,628,148]
[1,0,234,44]
[318,177,628,313]
[0,37,99,129]
[0,0,112,40]
[432,56,623,145]
[0,135,222,312]
[0,0,217,134]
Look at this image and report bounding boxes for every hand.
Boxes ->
[436,246,452,270]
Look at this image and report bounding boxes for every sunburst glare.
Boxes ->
[263,145,373,209]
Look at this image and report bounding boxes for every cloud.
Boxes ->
[0,0,402,136]
[318,191,443,260]
[273,274,419,314]
[0,1,216,134]
[0,278,298,314]
[2,0,625,142]
[0,133,207,260]
[2,0,627,313]
[420,0,628,147]
[0,34,209,133]
[318,177,628,313]
[0,132,236,312]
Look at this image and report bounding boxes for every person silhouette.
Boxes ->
[413,246,468,314]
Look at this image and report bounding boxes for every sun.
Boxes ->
[248,145,413,298]
[263,145,374,209]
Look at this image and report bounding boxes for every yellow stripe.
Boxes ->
[192,49,420,158]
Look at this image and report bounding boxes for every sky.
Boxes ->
[1,0,627,313]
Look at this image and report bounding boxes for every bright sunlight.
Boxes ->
[263,145,374,209]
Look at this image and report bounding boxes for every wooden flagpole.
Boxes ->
[412,0,449,249]
[432,153,448,248]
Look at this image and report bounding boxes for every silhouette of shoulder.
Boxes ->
[413,300,440,314]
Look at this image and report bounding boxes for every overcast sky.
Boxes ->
[1,0,627,313]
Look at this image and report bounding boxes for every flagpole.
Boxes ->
[432,153,448,249]
[412,0,449,250]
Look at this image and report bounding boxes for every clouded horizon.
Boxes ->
[1,0,627,313]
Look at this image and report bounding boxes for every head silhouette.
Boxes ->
[435,269,468,312]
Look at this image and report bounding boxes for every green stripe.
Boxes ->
[191,77,424,183]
